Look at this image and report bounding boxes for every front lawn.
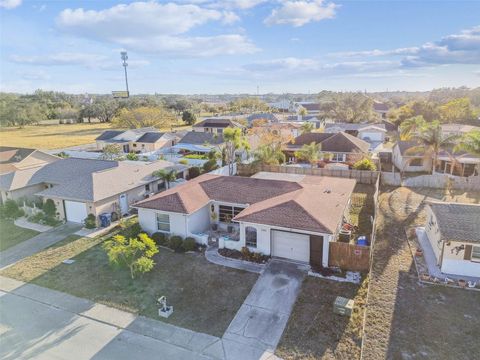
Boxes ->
[0,219,40,252]
[1,235,258,337]
[276,276,368,360]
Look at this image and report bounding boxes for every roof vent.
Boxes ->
[324,189,331,194]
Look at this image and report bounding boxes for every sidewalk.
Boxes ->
[14,217,53,232]
[0,222,82,269]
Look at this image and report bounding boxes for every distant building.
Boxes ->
[192,118,244,134]
[373,102,389,119]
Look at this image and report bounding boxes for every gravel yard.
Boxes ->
[362,186,480,360]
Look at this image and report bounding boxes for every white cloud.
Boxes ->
[9,52,150,69]
[56,1,254,57]
[330,47,418,58]
[0,0,21,9]
[213,0,268,10]
[264,0,337,27]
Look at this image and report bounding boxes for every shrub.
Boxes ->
[353,158,377,171]
[179,159,188,165]
[43,199,57,218]
[169,235,184,252]
[252,252,263,262]
[188,166,201,179]
[241,246,251,259]
[84,214,97,229]
[202,159,218,173]
[123,223,142,238]
[183,237,196,252]
[126,152,139,161]
[151,232,169,246]
[184,154,207,160]
[2,199,24,219]
[28,212,45,224]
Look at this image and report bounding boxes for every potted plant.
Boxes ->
[210,211,218,231]
[225,215,234,233]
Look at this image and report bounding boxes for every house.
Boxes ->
[0,157,186,224]
[95,128,180,153]
[392,141,479,176]
[0,147,59,175]
[248,123,302,151]
[284,132,371,164]
[441,123,480,137]
[173,131,225,154]
[425,201,480,277]
[325,123,387,148]
[134,172,356,266]
[373,102,389,119]
[192,118,244,134]
[286,114,323,128]
[246,113,279,125]
[293,102,321,115]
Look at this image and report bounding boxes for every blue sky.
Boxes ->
[1,0,479,94]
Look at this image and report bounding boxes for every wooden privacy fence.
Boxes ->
[329,242,370,272]
[238,164,380,184]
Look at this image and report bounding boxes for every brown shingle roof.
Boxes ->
[135,172,356,234]
[288,132,370,153]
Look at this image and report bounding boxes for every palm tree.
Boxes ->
[153,169,177,189]
[300,122,315,134]
[294,142,321,168]
[455,130,480,156]
[408,121,459,174]
[399,115,427,140]
[254,144,286,166]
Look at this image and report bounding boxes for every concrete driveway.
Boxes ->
[222,260,307,359]
[0,222,82,269]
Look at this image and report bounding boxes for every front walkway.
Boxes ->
[222,260,307,359]
[205,246,266,274]
[0,222,82,269]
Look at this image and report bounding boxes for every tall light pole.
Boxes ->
[120,51,129,93]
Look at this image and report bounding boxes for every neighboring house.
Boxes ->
[0,157,186,224]
[441,123,480,137]
[95,128,179,153]
[293,102,321,115]
[392,141,479,176]
[425,201,480,277]
[192,118,244,134]
[246,113,279,125]
[248,123,302,151]
[0,147,59,175]
[174,131,225,154]
[134,172,356,267]
[284,132,371,164]
[325,123,387,148]
[373,102,389,119]
[286,114,323,128]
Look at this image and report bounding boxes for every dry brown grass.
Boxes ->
[362,186,480,360]
[277,275,369,360]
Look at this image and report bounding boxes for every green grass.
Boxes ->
[349,184,376,240]
[1,234,258,337]
[0,219,40,252]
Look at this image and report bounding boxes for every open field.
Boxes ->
[0,219,40,252]
[276,276,368,360]
[0,234,258,337]
[0,123,192,150]
[362,186,480,360]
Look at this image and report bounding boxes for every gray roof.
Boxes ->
[286,115,319,121]
[36,158,177,202]
[0,147,36,164]
[325,123,386,132]
[428,201,480,243]
[179,131,224,145]
[95,130,124,141]
[136,132,165,143]
[194,118,243,128]
[246,113,279,123]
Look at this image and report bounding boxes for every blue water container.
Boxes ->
[356,236,368,246]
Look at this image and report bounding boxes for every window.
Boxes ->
[472,246,480,261]
[218,205,244,223]
[332,153,346,162]
[145,184,150,192]
[156,213,170,232]
[217,128,223,134]
[245,226,257,248]
[410,158,423,166]
[133,143,137,147]
[158,183,165,192]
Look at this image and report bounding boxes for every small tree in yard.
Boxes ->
[182,110,196,125]
[153,169,177,189]
[102,144,122,160]
[353,158,377,171]
[43,199,56,218]
[103,233,159,279]
[223,127,249,175]
[294,142,321,168]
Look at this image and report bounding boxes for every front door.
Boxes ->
[310,235,324,267]
[119,194,128,215]
[122,144,129,153]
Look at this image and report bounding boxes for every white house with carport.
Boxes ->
[134,172,356,267]
[424,201,480,278]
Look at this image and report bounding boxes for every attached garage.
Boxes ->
[64,200,88,223]
[272,230,310,263]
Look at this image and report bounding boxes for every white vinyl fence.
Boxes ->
[381,172,480,191]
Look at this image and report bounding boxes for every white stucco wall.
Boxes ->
[358,130,384,142]
[392,145,431,172]
[425,207,442,263]
[187,205,210,235]
[137,208,188,237]
[441,241,480,277]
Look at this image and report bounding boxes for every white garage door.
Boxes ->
[64,200,88,223]
[272,230,310,263]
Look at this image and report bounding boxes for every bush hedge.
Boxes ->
[169,235,184,252]
[151,232,169,246]
[183,237,196,252]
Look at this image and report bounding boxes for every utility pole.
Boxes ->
[121,51,129,93]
